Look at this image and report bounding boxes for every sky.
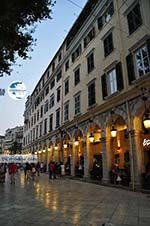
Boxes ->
[0,0,87,135]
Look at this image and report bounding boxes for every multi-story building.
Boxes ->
[4,126,23,154]
[0,136,5,154]
[23,0,150,190]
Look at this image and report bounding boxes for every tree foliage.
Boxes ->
[9,141,22,154]
[0,0,55,76]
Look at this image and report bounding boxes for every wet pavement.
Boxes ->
[0,172,150,226]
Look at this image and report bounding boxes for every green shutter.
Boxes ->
[101,73,107,99]
[116,62,124,91]
[97,16,103,30]
[146,38,150,59]
[126,53,135,84]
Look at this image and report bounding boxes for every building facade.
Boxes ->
[4,126,23,154]
[23,0,150,190]
[0,136,5,154]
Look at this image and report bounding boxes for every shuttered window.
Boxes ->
[127,3,142,35]
[101,62,124,99]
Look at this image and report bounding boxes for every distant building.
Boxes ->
[4,126,23,154]
[0,136,5,154]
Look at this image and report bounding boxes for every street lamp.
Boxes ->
[63,143,67,149]
[143,112,150,129]
[54,144,58,150]
[110,126,117,138]
[141,87,150,129]
[74,138,79,146]
[89,133,94,143]
[110,110,117,138]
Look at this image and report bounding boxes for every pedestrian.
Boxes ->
[40,162,44,173]
[9,162,17,184]
[36,162,40,176]
[48,161,52,179]
[25,162,32,180]
[49,161,56,179]
[0,163,6,183]
[31,163,36,180]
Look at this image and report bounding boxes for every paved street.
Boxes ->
[0,172,150,226]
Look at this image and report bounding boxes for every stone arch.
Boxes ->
[72,127,84,177]
[86,122,102,179]
[132,101,150,179]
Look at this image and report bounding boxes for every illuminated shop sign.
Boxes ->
[143,138,150,147]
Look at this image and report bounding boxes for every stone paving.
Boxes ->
[0,172,150,226]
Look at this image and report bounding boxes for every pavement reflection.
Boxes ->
[0,171,150,226]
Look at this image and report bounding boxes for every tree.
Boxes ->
[9,141,22,154]
[0,0,56,76]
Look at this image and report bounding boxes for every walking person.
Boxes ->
[25,162,32,181]
[31,163,36,180]
[0,163,6,183]
[49,161,56,179]
[9,162,17,184]
[36,162,40,176]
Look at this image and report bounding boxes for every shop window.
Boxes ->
[127,3,142,35]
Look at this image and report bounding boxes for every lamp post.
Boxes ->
[110,111,117,138]
[89,133,94,143]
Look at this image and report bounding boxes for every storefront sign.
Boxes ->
[143,138,150,147]
[0,154,38,163]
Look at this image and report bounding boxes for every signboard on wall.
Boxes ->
[143,138,150,151]
[0,154,38,163]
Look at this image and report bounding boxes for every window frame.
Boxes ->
[64,79,69,95]
[74,93,81,115]
[103,32,114,57]
[127,3,142,35]
[64,102,69,122]
[134,44,150,79]
[87,52,95,74]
